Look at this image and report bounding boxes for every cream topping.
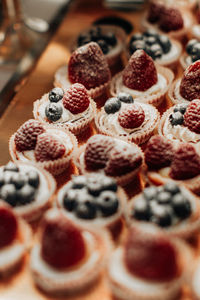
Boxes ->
[0,241,24,271]
[191,25,200,40]
[192,259,200,297]
[173,79,189,103]
[156,42,180,64]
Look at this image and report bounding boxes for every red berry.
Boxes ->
[147,2,164,23]
[35,133,66,162]
[14,119,45,151]
[122,50,158,91]
[84,135,115,171]
[105,143,143,176]
[118,104,145,129]
[0,203,18,249]
[159,7,184,32]
[197,10,200,24]
[68,42,111,90]
[145,135,174,169]
[41,209,86,269]
[180,61,200,101]
[124,225,178,281]
[63,83,90,114]
[184,99,200,133]
[170,143,200,180]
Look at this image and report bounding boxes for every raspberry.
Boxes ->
[14,119,45,151]
[0,204,18,249]
[35,133,66,162]
[105,143,142,176]
[184,99,200,133]
[41,209,85,269]
[84,135,115,171]
[68,42,111,89]
[145,136,174,169]
[124,225,178,281]
[159,7,184,32]
[122,50,158,91]
[63,83,90,114]
[180,61,200,101]
[147,2,164,24]
[170,143,200,180]
[118,104,145,129]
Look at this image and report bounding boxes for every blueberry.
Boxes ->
[0,184,17,206]
[173,103,188,114]
[10,173,27,189]
[150,204,173,227]
[45,103,63,122]
[27,170,40,188]
[143,186,157,201]
[133,197,150,221]
[63,189,78,211]
[129,40,146,54]
[172,193,191,219]
[163,182,180,195]
[3,171,15,184]
[103,32,117,46]
[104,97,121,114]
[77,32,91,46]
[157,191,171,204]
[158,35,171,54]
[149,43,163,59]
[191,53,200,62]
[117,92,133,104]
[72,176,87,189]
[3,162,19,172]
[89,27,102,41]
[186,40,198,55]
[17,184,35,205]
[145,36,158,46]
[130,33,143,43]
[48,87,64,102]
[190,43,200,55]
[87,180,104,196]
[75,201,96,219]
[143,29,158,37]
[97,39,109,54]
[97,191,118,217]
[169,112,184,126]
[0,173,4,187]
[100,176,118,192]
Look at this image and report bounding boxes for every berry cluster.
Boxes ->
[133,183,191,227]
[169,103,188,126]
[104,92,133,114]
[45,87,64,122]
[186,39,200,63]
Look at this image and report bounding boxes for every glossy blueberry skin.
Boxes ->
[133,198,150,221]
[150,204,173,227]
[48,87,64,102]
[172,193,191,219]
[10,173,27,189]
[0,184,17,206]
[75,201,96,219]
[104,97,121,114]
[149,43,163,59]
[163,182,180,195]
[117,92,134,104]
[45,103,63,122]
[27,170,40,188]
[158,35,171,54]
[129,40,146,54]
[103,32,117,46]
[97,39,109,54]
[169,112,184,126]
[16,184,35,205]
[96,191,119,217]
[143,186,158,201]
[173,104,188,115]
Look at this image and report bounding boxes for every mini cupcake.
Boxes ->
[125,182,200,239]
[107,223,193,300]
[31,208,112,294]
[144,135,200,195]
[33,84,96,135]
[54,42,111,99]
[56,173,127,238]
[95,93,160,145]
[110,49,174,107]
[180,39,200,70]
[0,161,56,222]
[168,60,200,104]
[74,134,144,186]
[159,100,200,144]
[0,201,31,276]
[128,30,182,71]
[9,119,77,176]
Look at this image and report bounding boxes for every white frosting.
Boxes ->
[173,79,189,103]
[192,259,200,298]
[192,25,200,40]
[185,55,193,67]
[0,241,24,271]
[156,42,180,64]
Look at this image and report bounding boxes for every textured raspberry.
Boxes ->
[180,61,200,101]
[184,100,200,133]
[170,143,200,180]
[159,7,184,32]
[68,42,111,89]
[14,119,45,151]
[124,225,178,281]
[123,50,158,91]
[118,104,145,129]
[35,133,66,162]
[0,204,18,249]
[145,135,174,169]
[105,143,142,176]
[41,209,85,269]
[63,83,90,114]
[147,2,164,23]
[84,135,115,171]
[197,10,200,24]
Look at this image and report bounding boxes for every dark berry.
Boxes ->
[89,27,101,41]
[173,103,188,114]
[104,97,121,114]
[3,162,19,172]
[143,186,157,201]
[158,35,171,54]
[143,29,158,37]
[172,193,191,219]
[10,173,27,189]
[100,176,118,192]
[0,173,4,187]
[133,198,150,221]
[103,32,117,46]
[189,42,200,55]
[163,182,180,195]
[87,180,104,196]
[186,39,198,55]
[0,184,17,206]
[77,32,91,46]
[97,191,118,217]
[48,87,64,102]
[157,191,171,204]
[72,176,87,189]
[130,34,143,43]
[97,39,109,55]
[75,201,96,219]
[150,204,173,227]
[169,112,184,126]
[129,40,146,54]
[45,103,63,122]
[3,171,14,184]
[27,170,40,188]
[145,36,158,46]
[117,92,134,103]
[149,43,163,59]
[17,184,35,205]
[63,189,78,211]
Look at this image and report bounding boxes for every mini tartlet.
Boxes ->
[180,39,200,70]
[110,49,174,107]
[9,119,77,176]
[30,208,112,294]
[33,84,96,135]
[54,41,111,99]
[95,93,160,145]
[125,182,200,239]
[107,223,193,300]
[56,174,127,238]
[74,134,144,186]
[0,161,56,222]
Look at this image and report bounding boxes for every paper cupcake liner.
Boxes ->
[9,125,78,176]
[110,66,174,107]
[33,95,96,135]
[73,143,144,186]
[95,106,160,145]
[167,79,190,105]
